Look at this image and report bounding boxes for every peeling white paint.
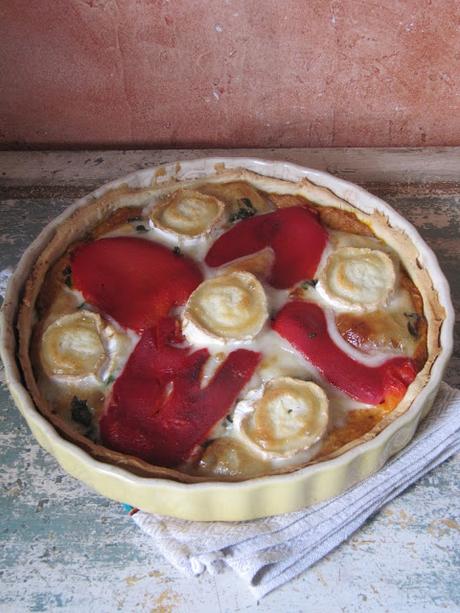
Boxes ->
[0,266,12,299]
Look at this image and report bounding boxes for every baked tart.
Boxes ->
[2,158,453,520]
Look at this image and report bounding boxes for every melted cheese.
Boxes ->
[150,189,225,238]
[41,309,137,381]
[197,180,272,217]
[197,438,268,479]
[40,312,107,378]
[183,271,268,343]
[234,377,329,460]
[316,247,396,312]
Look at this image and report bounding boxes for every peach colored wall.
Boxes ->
[1,0,459,149]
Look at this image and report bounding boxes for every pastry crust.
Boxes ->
[16,167,445,483]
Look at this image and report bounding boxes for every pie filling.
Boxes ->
[30,182,427,480]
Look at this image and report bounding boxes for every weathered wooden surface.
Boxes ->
[1,149,459,612]
[1,147,459,192]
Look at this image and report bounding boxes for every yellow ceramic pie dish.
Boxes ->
[0,158,454,521]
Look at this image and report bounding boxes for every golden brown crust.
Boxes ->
[36,252,75,318]
[335,269,427,369]
[198,180,272,218]
[400,270,429,370]
[16,167,444,482]
[269,192,373,236]
[220,248,275,280]
[318,407,384,458]
[91,205,144,239]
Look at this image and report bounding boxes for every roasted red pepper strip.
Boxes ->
[72,237,203,332]
[100,318,261,467]
[205,206,328,289]
[272,301,417,404]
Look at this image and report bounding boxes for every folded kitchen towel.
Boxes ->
[132,382,460,600]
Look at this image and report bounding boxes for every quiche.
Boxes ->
[15,165,445,485]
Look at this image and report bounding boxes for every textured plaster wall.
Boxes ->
[1,0,459,149]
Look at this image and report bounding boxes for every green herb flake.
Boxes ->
[63,265,72,288]
[407,320,420,338]
[104,374,116,386]
[404,312,420,338]
[287,409,293,414]
[226,414,234,424]
[84,425,98,443]
[408,321,419,338]
[77,302,88,310]
[136,224,149,233]
[229,197,256,223]
[70,396,92,427]
[173,246,182,256]
[301,279,318,290]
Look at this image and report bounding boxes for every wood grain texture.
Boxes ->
[0,149,459,612]
[1,148,459,190]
